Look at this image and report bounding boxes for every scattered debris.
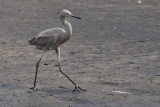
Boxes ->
[27,91,32,94]
[55,64,59,66]
[13,79,21,81]
[112,91,131,94]
[138,0,142,4]
[107,93,114,96]
[59,86,68,89]
[114,27,117,30]
[70,52,75,55]
[78,71,85,74]
[118,32,126,36]
[43,62,48,65]
[100,80,119,86]
[138,40,145,42]
[137,66,140,69]
[129,62,135,64]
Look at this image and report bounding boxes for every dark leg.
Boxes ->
[56,48,86,92]
[30,52,45,91]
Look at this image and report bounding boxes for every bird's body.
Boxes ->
[29,9,86,92]
[29,28,68,50]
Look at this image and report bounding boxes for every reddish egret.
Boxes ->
[29,9,86,92]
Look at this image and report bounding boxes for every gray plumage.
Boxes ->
[29,9,86,92]
[29,28,67,50]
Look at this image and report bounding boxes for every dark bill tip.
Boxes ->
[71,15,81,19]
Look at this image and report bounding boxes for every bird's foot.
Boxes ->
[73,85,86,92]
[30,87,38,91]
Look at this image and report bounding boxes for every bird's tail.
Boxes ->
[28,38,36,45]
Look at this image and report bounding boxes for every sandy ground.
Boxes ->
[0,0,160,107]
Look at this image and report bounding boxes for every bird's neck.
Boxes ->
[65,21,72,36]
[60,16,72,37]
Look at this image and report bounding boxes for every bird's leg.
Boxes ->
[56,48,86,92]
[30,52,45,91]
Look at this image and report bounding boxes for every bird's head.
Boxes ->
[60,9,81,19]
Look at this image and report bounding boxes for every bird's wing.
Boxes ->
[30,28,66,49]
[36,28,66,39]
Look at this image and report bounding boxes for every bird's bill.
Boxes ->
[71,15,81,19]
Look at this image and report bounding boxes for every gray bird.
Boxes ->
[29,9,86,92]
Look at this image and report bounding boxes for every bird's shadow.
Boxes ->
[33,86,85,96]
[38,87,73,95]
[35,87,92,105]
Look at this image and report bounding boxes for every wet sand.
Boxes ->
[0,0,160,107]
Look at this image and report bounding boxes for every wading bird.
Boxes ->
[29,9,86,92]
